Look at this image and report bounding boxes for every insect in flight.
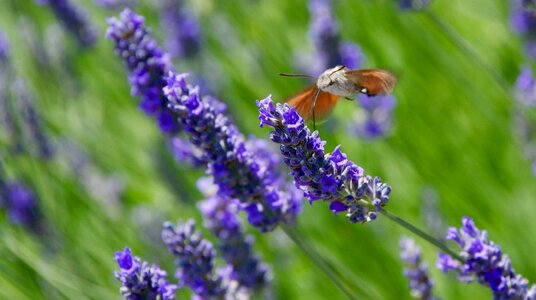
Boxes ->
[281,65,397,130]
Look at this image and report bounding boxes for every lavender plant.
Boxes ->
[400,237,436,300]
[106,9,180,134]
[36,0,97,47]
[164,72,302,231]
[437,217,536,299]
[257,96,390,223]
[197,177,271,290]
[398,0,430,10]
[158,0,202,59]
[511,0,536,59]
[349,94,396,140]
[161,219,227,299]
[114,247,177,300]
[0,181,39,230]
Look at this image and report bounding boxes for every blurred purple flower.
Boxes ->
[0,32,8,62]
[106,9,180,134]
[36,0,97,47]
[1,182,39,228]
[400,237,436,300]
[114,247,177,300]
[304,0,363,74]
[257,96,390,223]
[15,81,54,158]
[515,68,536,107]
[170,137,206,167]
[510,1,536,58]
[436,217,535,299]
[164,72,302,231]
[159,0,202,59]
[94,0,136,10]
[349,94,396,139]
[398,0,430,10]
[198,177,271,290]
[162,220,227,298]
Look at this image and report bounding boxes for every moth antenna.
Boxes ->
[279,73,314,78]
[310,88,321,131]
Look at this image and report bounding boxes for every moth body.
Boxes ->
[316,65,356,97]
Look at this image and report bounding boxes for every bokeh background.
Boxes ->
[0,0,535,299]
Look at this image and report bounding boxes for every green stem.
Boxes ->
[281,226,360,300]
[380,209,464,262]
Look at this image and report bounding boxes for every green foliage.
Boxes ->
[0,0,534,299]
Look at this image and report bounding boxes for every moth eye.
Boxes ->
[360,87,368,94]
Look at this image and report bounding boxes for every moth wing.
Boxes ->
[345,69,397,96]
[287,84,339,122]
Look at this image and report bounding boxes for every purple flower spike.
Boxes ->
[307,0,363,73]
[400,237,436,300]
[257,96,390,223]
[510,1,536,59]
[0,182,39,229]
[159,0,202,59]
[164,72,301,232]
[106,9,180,134]
[162,220,226,298]
[398,0,430,10]
[349,94,396,139]
[36,0,97,47]
[114,247,177,300]
[0,32,8,62]
[198,178,271,290]
[437,217,535,299]
[515,68,536,107]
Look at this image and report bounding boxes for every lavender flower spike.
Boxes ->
[164,72,301,231]
[437,217,535,300]
[400,237,435,300]
[307,0,362,73]
[398,0,430,10]
[159,0,202,59]
[114,247,177,300]
[36,0,97,47]
[198,177,271,290]
[106,8,180,134]
[162,220,226,298]
[257,96,390,223]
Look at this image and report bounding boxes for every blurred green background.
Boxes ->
[0,0,534,299]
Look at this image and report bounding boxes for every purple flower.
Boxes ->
[398,0,430,10]
[159,0,202,59]
[349,94,396,139]
[257,96,390,223]
[94,0,136,10]
[170,137,206,167]
[114,247,177,300]
[106,9,180,134]
[198,177,271,290]
[164,72,301,231]
[0,182,39,228]
[510,1,536,58]
[161,220,226,298]
[306,0,363,73]
[515,68,536,107]
[436,217,535,299]
[16,81,54,158]
[0,32,8,62]
[36,0,96,47]
[400,237,436,300]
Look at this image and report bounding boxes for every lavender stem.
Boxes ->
[380,210,464,262]
[281,226,359,300]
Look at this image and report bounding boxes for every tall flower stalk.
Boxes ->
[257,96,390,223]
[164,72,301,231]
[437,217,536,299]
[114,247,177,300]
[400,237,436,300]
[36,0,97,47]
[197,177,271,291]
